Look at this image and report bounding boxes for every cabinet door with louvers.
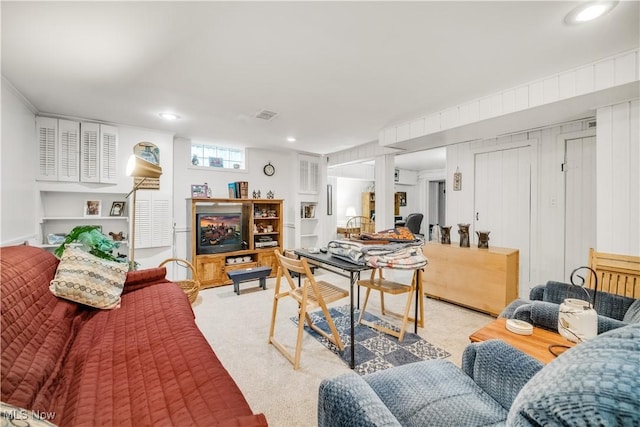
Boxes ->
[80,122,100,183]
[100,125,118,184]
[57,119,80,182]
[36,116,58,181]
[80,123,117,183]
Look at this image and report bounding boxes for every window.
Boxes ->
[191,142,245,170]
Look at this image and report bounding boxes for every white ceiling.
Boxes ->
[2,1,638,168]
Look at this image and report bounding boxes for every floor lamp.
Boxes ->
[125,155,163,270]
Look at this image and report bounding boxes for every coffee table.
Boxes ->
[469,318,575,364]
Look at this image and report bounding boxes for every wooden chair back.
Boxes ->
[587,248,640,298]
[345,216,375,238]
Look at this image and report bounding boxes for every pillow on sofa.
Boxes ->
[622,299,640,324]
[50,246,128,309]
[507,324,640,426]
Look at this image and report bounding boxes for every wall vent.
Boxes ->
[255,110,278,121]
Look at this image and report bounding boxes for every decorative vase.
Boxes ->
[558,298,598,343]
[458,224,470,247]
[476,231,490,249]
[440,226,451,244]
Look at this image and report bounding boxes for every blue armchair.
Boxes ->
[318,324,640,427]
[500,280,640,334]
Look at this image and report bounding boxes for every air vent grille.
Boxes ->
[256,110,278,121]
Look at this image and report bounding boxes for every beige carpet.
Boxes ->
[192,268,493,427]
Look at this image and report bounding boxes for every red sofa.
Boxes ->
[1,245,267,426]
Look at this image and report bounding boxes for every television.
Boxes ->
[196,212,244,254]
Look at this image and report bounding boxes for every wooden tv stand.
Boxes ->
[422,242,519,316]
[188,198,283,289]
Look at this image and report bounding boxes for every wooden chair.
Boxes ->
[345,215,375,238]
[586,248,640,298]
[268,249,349,369]
[357,268,423,342]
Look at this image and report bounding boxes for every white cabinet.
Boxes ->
[37,117,118,184]
[36,117,58,181]
[100,124,118,184]
[57,119,81,182]
[133,191,171,249]
[298,154,320,194]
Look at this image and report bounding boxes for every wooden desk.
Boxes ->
[469,318,575,364]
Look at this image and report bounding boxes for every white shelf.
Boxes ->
[42,216,128,221]
[39,240,129,248]
[301,217,318,221]
[300,234,319,238]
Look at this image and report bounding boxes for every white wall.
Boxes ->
[335,177,373,226]
[596,100,640,256]
[1,78,38,245]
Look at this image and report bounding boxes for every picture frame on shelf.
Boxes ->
[191,184,208,198]
[84,200,102,217]
[109,201,126,216]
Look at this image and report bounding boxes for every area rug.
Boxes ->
[291,304,450,375]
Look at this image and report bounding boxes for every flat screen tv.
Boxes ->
[196,212,244,254]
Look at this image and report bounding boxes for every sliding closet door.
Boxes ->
[475,146,531,297]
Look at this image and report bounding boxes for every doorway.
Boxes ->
[427,180,446,240]
[474,145,532,297]
[564,135,596,280]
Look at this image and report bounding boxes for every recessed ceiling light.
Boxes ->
[564,1,618,25]
[159,112,180,120]
[287,137,296,143]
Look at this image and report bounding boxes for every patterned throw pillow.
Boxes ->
[49,246,128,309]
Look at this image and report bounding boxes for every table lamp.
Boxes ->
[125,154,162,270]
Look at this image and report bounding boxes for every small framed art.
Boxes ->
[109,201,126,216]
[191,184,208,198]
[84,200,102,217]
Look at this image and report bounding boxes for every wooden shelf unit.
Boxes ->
[422,241,519,316]
[189,198,283,288]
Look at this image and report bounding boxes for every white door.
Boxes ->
[564,136,597,280]
[475,146,531,297]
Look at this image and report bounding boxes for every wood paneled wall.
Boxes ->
[445,119,597,296]
[596,100,640,257]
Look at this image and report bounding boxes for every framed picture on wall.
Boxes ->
[109,201,126,216]
[191,184,208,198]
[84,200,102,217]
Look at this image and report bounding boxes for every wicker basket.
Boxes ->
[159,258,200,304]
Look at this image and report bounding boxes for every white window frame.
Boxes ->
[190,142,247,171]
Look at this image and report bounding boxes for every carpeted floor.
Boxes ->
[192,268,493,427]
[291,305,450,375]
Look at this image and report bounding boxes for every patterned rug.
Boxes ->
[291,304,450,375]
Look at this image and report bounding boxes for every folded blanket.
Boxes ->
[327,236,427,269]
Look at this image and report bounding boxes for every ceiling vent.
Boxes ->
[255,110,278,121]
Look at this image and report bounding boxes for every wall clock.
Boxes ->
[263,162,275,176]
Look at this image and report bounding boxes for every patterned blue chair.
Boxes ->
[318,324,640,427]
[500,281,640,334]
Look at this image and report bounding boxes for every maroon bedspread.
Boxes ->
[1,246,267,426]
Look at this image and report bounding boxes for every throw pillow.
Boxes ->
[507,324,640,426]
[623,298,640,324]
[49,246,128,309]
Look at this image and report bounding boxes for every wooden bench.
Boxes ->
[586,248,640,298]
[227,266,272,295]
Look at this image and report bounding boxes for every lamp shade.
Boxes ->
[345,206,357,218]
[126,155,162,178]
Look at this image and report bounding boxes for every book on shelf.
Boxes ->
[227,181,249,199]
